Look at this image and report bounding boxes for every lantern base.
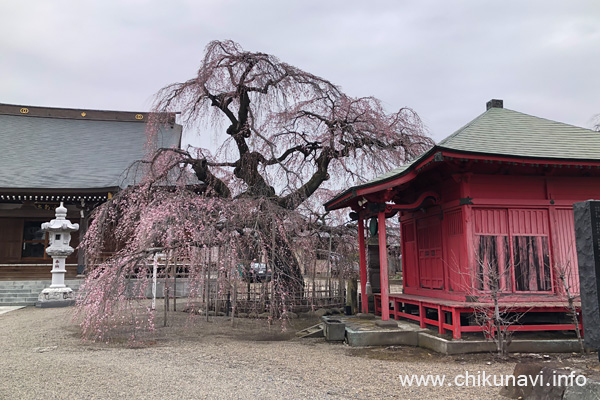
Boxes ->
[36,287,75,308]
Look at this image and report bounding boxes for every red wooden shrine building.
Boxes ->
[325,99,600,339]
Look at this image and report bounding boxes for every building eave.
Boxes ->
[0,102,179,124]
[324,148,439,211]
[324,148,600,212]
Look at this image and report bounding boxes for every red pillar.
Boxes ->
[378,211,390,321]
[358,217,368,313]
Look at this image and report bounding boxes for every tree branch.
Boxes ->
[278,151,331,210]
[191,158,232,198]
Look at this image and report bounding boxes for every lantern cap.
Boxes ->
[41,203,79,233]
[55,202,68,220]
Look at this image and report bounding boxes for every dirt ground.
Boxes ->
[1,305,599,399]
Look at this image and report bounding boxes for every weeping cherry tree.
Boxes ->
[77,40,433,340]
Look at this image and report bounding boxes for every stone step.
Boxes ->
[1,289,80,295]
[0,284,28,289]
[0,280,83,305]
[0,279,83,286]
[0,297,38,304]
[3,293,38,298]
[0,289,34,294]
[0,298,36,303]
[17,283,51,288]
[0,284,47,290]
[0,289,81,304]
[0,286,81,291]
[0,282,83,290]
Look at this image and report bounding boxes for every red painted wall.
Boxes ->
[399,172,600,301]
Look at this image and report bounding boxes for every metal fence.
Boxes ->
[97,252,348,315]
[152,278,346,315]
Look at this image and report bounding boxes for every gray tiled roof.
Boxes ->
[0,114,182,190]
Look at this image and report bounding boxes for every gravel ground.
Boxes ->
[0,305,522,399]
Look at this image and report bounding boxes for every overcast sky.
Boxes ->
[2,1,599,145]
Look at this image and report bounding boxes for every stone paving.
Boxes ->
[0,306,24,315]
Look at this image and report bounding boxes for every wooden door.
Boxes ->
[417,216,443,289]
[0,218,23,263]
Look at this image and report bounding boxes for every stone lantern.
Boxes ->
[37,202,79,307]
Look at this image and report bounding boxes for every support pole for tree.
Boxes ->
[378,211,390,321]
[312,257,316,308]
[270,221,275,315]
[77,204,88,276]
[214,247,219,316]
[172,250,177,312]
[164,253,169,327]
[232,278,237,327]
[152,253,158,311]
[327,234,332,300]
[206,247,210,322]
[358,217,368,313]
[338,257,344,308]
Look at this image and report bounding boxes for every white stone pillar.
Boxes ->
[50,257,67,288]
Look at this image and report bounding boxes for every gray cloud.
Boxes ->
[1,0,599,144]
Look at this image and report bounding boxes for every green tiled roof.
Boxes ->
[366,106,600,187]
[356,157,421,186]
[325,104,600,210]
[438,107,600,159]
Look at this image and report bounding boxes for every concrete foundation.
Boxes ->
[344,316,424,347]
[337,316,584,354]
[417,332,582,355]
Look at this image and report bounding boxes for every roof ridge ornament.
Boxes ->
[486,99,503,110]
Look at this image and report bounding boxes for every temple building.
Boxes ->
[0,103,181,281]
[325,99,600,338]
